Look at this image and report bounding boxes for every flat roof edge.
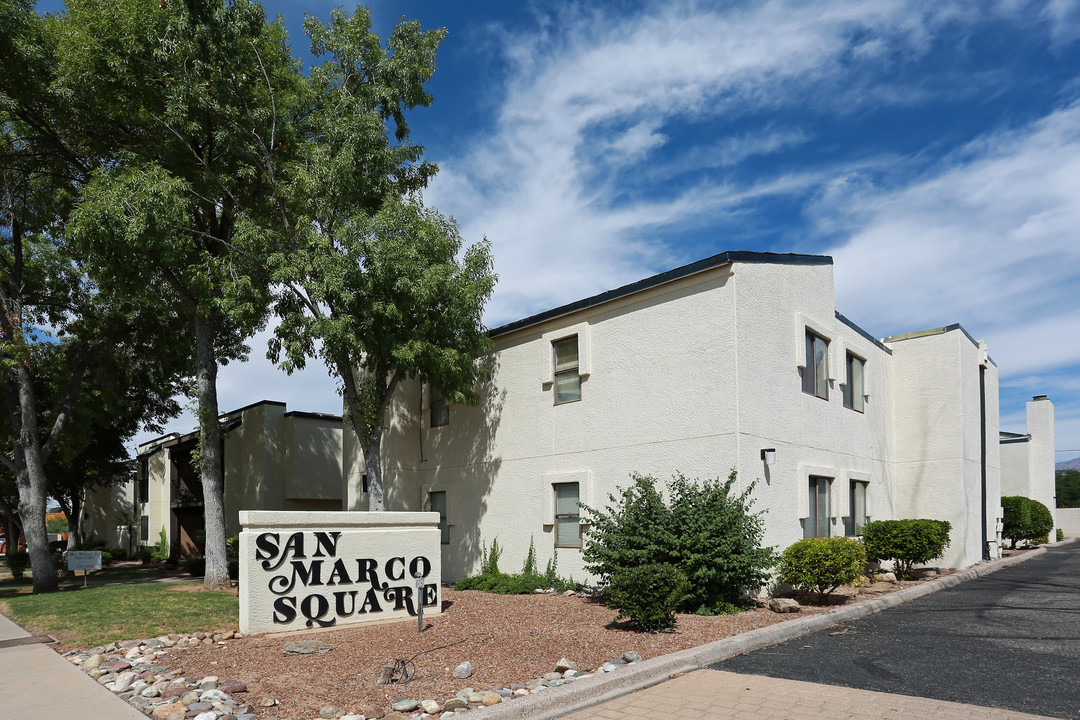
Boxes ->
[490,250,832,337]
[834,311,892,354]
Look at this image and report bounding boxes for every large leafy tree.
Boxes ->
[64,0,301,589]
[268,9,496,511]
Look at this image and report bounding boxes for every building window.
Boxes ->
[843,353,865,412]
[137,459,149,504]
[553,336,581,404]
[805,476,831,538]
[802,330,829,399]
[554,483,581,547]
[430,388,449,428]
[844,481,868,536]
[140,515,149,543]
[361,474,368,494]
[429,491,449,545]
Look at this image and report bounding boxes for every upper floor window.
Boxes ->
[430,387,449,428]
[554,482,581,547]
[137,459,149,504]
[802,330,829,399]
[843,353,865,412]
[553,336,581,404]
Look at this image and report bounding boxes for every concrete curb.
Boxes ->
[477,546,1061,720]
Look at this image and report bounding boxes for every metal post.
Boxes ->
[414,571,425,633]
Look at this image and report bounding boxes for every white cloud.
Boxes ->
[427,0,988,325]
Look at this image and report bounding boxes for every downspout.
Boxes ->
[980,364,989,561]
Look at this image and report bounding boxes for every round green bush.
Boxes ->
[604,563,690,633]
[779,537,866,599]
[182,556,206,576]
[109,547,128,561]
[861,519,951,579]
[7,550,30,580]
[1002,496,1054,548]
[100,550,113,567]
[136,548,154,564]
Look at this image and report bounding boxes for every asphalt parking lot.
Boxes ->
[714,543,1080,719]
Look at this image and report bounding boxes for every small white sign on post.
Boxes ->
[67,550,102,587]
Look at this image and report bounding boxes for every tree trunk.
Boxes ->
[13,365,59,592]
[365,429,385,512]
[66,491,80,554]
[195,312,230,590]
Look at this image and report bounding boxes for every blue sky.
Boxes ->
[109,0,1080,459]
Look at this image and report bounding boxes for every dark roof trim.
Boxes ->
[220,399,286,418]
[1000,431,1031,444]
[284,410,344,422]
[489,251,833,337]
[834,311,892,355]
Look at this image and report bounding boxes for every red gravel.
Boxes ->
[162,580,943,719]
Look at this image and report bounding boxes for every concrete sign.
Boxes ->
[67,551,102,571]
[239,511,442,635]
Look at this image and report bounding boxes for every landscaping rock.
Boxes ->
[542,672,562,681]
[218,680,247,694]
[282,640,332,655]
[876,572,898,583]
[142,686,162,698]
[481,693,502,706]
[391,698,419,712]
[459,688,485,704]
[622,651,642,663]
[768,598,801,613]
[420,699,442,714]
[187,702,214,712]
[152,702,188,719]
[601,662,616,672]
[451,661,473,679]
[443,698,468,711]
[319,705,345,718]
[554,657,578,673]
[83,653,107,670]
[862,582,895,595]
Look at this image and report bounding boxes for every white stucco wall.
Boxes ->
[1057,508,1080,537]
[1000,437,1032,497]
[1026,398,1057,531]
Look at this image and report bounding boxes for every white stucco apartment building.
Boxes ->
[344,251,1017,580]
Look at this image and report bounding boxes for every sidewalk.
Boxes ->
[560,669,1057,720]
[0,610,145,719]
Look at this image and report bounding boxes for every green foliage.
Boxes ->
[151,527,169,563]
[8,550,30,580]
[45,516,68,533]
[605,564,690,633]
[1002,496,1054,547]
[455,538,578,595]
[1056,469,1080,509]
[136,548,153,565]
[100,550,113,567]
[1057,528,1065,542]
[109,547,128,562]
[582,472,776,613]
[779,537,867,599]
[861,519,951,579]
[182,557,206,576]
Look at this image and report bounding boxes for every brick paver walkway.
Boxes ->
[561,669,1057,720]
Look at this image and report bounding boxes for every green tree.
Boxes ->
[268,8,495,511]
[62,0,301,589]
[1056,469,1080,509]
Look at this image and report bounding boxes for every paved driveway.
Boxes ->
[714,543,1080,719]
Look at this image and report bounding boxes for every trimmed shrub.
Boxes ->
[1002,496,1054,548]
[136,548,153,564]
[779,537,867,599]
[8,550,30,580]
[861,519,951,579]
[182,556,206,576]
[605,563,690,633]
[583,471,776,615]
[1057,528,1065,543]
[100,550,113,566]
[110,547,128,562]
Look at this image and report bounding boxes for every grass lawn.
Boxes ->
[0,581,238,648]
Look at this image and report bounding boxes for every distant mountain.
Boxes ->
[1057,457,1080,471]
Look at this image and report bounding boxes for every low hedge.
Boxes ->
[779,537,866,599]
[605,563,690,633]
[1002,496,1053,548]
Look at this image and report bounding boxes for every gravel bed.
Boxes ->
[147,579,941,719]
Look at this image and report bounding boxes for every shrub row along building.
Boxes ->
[82,251,1057,579]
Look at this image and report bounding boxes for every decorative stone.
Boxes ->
[282,640,332,655]
[862,582,894,595]
[601,662,616,672]
[192,711,221,720]
[152,702,188,719]
[146,639,166,649]
[554,657,578,673]
[876,572,898,583]
[319,705,345,719]
[451,661,473,679]
[258,698,278,707]
[200,689,229,702]
[124,647,144,659]
[768,598,801,613]
[180,691,201,705]
[513,689,529,696]
[542,672,562,681]
[420,700,441,714]
[443,698,468,711]
[218,680,247,694]
[83,653,107,670]
[142,686,162,698]
[622,651,642,663]
[391,698,419,712]
[460,688,485,704]
[187,702,214,712]
[481,693,502,706]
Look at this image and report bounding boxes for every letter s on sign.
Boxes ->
[273,596,297,624]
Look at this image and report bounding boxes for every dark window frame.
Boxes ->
[805,476,831,538]
[554,482,582,548]
[429,491,449,545]
[802,330,829,400]
[843,352,865,412]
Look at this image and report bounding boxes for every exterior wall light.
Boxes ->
[760,448,776,465]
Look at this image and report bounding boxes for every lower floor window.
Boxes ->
[140,515,149,543]
[429,491,449,545]
[555,483,581,548]
[805,476,831,538]
[844,481,868,536]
